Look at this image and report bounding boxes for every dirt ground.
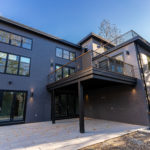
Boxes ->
[80,130,150,150]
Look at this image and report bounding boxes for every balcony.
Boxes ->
[47,50,136,90]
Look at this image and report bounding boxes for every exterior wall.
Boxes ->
[0,22,81,123]
[84,43,150,126]
[138,45,150,102]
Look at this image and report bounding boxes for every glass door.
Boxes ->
[0,91,27,124]
[0,92,13,122]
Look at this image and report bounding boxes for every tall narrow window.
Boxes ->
[56,48,63,58]
[6,54,19,74]
[0,52,7,73]
[70,52,75,60]
[0,30,10,44]
[19,57,30,76]
[63,50,69,59]
[10,34,21,47]
[22,37,32,50]
[56,65,62,81]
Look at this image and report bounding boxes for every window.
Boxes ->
[22,37,32,50]
[10,34,22,47]
[0,51,31,76]
[6,54,19,74]
[0,52,7,73]
[0,29,32,50]
[70,68,75,74]
[56,65,62,81]
[0,30,10,44]
[19,57,30,76]
[56,48,63,58]
[70,52,75,60]
[55,64,75,81]
[63,50,69,59]
[63,67,69,78]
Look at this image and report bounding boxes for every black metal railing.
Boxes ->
[48,50,135,84]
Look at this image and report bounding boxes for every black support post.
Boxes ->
[51,89,55,124]
[78,81,85,133]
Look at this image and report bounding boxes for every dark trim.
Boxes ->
[0,89,28,125]
[0,50,31,77]
[0,28,33,50]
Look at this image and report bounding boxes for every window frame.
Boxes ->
[55,64,75,81]
[0,29,33,50]
[56,47,63,58]
[0,51,31,77]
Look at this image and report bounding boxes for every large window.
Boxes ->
[0,30,32,50]
[55,64,75,81]
[56,48,76,60]
[6,54,19,74]
[19,57,30,76]
[0,51,30,76]
[0,52,7,73]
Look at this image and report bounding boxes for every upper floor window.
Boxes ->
[56,48,63,58]
[0,52,7,73]
[0,30,32,50]
[0,30,10,44]
[56,47,76,60]
[0,51,31,76]
[6,54,19,74]
[63,50,69,59]
[70,52,75,60]
[19,57,30,76]
[22,37,32,50]
[10,34,22,47]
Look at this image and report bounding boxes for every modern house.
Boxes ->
[0,16,150,133]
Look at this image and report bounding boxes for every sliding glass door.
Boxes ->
[0,91,27,124]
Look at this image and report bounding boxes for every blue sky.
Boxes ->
[0,0,150,43]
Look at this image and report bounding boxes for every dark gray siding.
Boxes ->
[0,22,81,123]
[84,43,149,126]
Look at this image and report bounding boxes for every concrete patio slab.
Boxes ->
[0,118,146,150]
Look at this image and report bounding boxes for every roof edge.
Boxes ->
[0,16,81,49]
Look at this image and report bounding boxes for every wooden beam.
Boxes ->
[51,89,55,124]
[78,81,85,133]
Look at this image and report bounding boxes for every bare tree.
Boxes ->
[98,19,121,43]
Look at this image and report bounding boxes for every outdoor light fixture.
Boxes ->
[126,51,130,55]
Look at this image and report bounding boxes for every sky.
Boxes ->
[0,0,150,44]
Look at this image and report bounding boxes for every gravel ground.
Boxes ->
[80,130,150,150]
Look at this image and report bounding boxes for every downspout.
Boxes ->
[135,42,150,128]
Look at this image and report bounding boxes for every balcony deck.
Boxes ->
[47,66,136,90]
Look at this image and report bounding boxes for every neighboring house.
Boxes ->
[0,16,150,133]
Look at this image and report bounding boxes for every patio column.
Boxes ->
[78,81,85,133]
[51,89,55,124]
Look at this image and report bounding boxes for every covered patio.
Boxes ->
[0,118,145,150]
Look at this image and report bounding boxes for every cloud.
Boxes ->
[0,12,3,16]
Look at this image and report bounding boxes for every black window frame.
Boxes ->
[55,47,76,61]
[0,51,31,77]
[0,29,33,50]
[55,64,75,81]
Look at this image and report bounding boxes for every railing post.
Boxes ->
[51,89,55,124]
